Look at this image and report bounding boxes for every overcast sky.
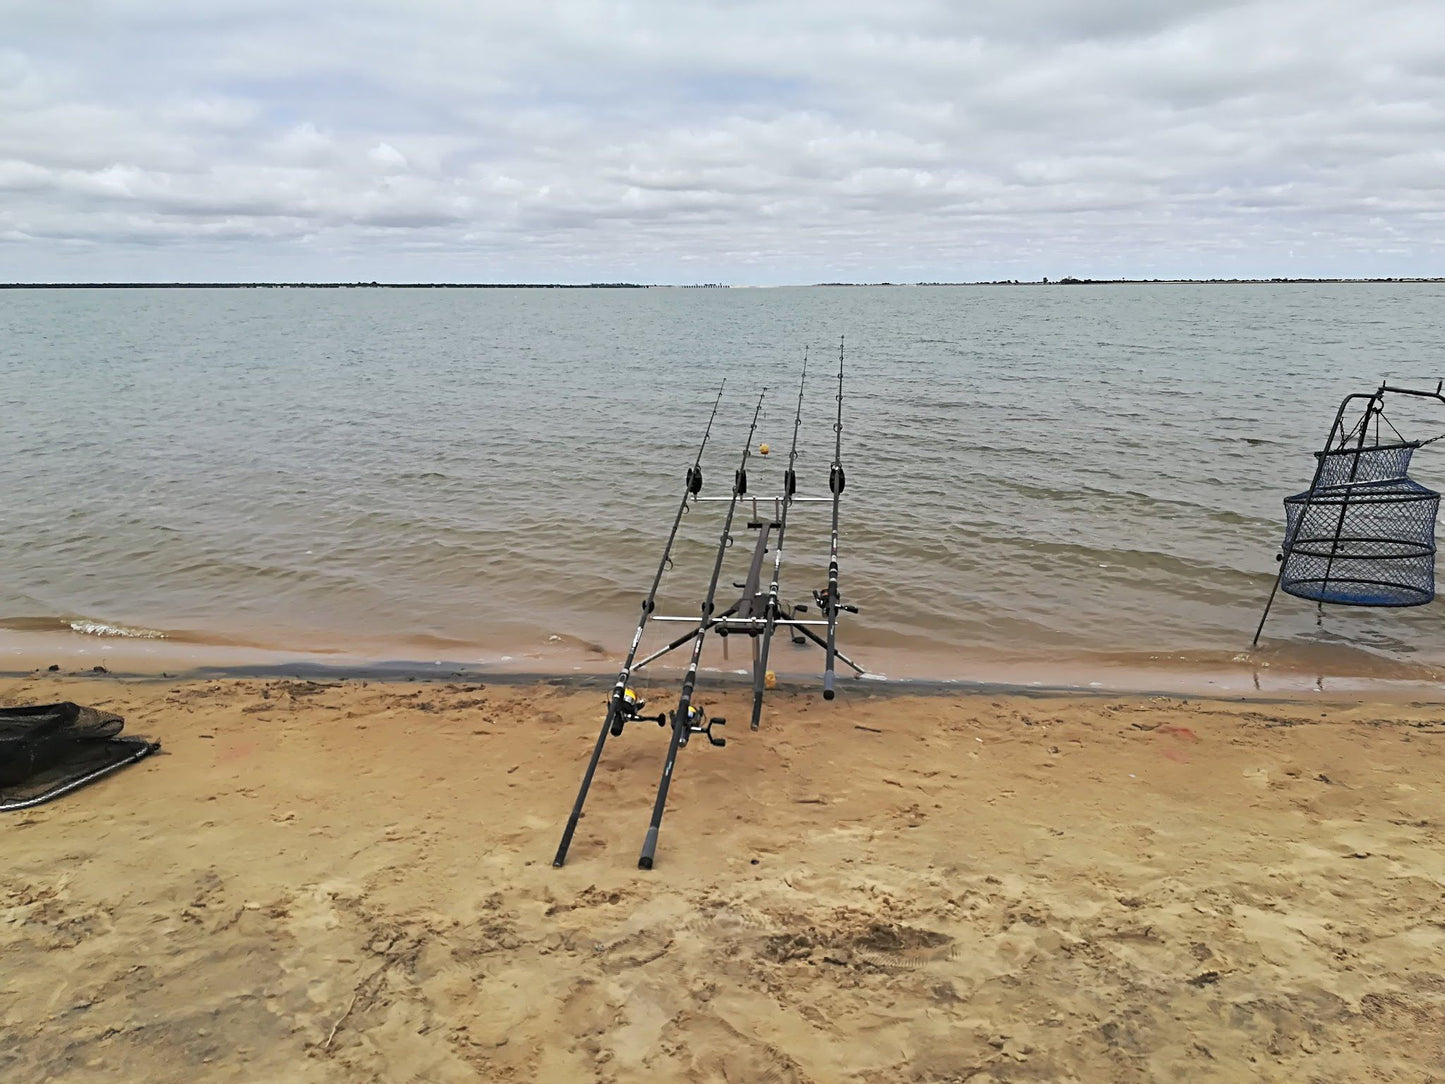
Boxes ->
[2,1,1442,283]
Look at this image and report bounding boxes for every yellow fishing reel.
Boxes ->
[611,686,665,734]
[678,704,726,747]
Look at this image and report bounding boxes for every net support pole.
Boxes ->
[1251,571,1285,647]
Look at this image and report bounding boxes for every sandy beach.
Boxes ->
[4,671,1444,1082]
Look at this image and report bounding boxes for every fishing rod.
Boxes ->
[552,382,726,868]
[748,350,808,730]
[638,389,766,870]
[821,335,851,699]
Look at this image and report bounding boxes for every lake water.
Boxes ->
[4,283,1445,692]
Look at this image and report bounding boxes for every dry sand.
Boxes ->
[3,672,1444,1082]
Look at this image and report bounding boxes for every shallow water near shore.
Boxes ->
[5,283,1445,693]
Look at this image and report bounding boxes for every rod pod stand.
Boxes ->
[622,350,868,728]
[551,348,865,871]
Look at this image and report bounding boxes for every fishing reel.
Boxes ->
[610,687,666,736]
[676,704,726,748]
[812,589,860,616]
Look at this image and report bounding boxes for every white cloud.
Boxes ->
[0,0,1441,281]
[368,142,408,170]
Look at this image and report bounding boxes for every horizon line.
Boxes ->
[2,276,1443,289]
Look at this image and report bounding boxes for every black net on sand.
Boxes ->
[0,702,157,811]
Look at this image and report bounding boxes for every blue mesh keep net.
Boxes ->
[1281,442,1440,606]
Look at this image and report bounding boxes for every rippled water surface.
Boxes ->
[4,284,1445,688]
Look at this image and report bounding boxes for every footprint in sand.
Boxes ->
[673,908,963,972]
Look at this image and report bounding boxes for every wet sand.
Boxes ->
[3,673,1444,1082]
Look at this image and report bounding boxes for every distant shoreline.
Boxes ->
[1,277,1442,289]
[0,282,652,290]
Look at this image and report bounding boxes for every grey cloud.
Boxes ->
[0,0,1441,281]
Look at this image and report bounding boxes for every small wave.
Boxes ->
[0,614,274,649]
[68,619,167,639]
[391,631,488,651]
[1069,643,1445,684]
[0,615,166,639]
[396,470,450,482]
[543,632,610,655]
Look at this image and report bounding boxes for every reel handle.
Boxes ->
[683,710,727,747]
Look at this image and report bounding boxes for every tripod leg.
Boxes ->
[783,622,866,675]
[788,601,807,644]
[632,627,705,670]
[1252,565,1286,646]
[749,631,766,730]
[635,626,702,670]
[633,606,738,670]
[750,610,787,730]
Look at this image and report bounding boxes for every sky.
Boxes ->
[1,0,1442,284]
